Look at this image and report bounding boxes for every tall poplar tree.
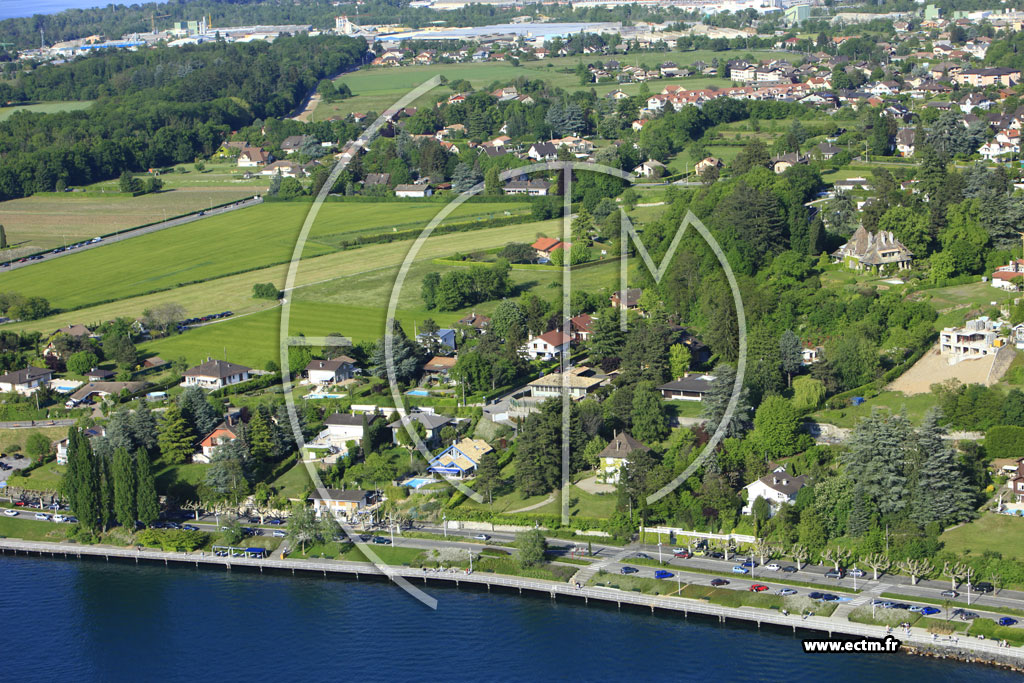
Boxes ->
[135,449,159,526]
[112,447,137,530]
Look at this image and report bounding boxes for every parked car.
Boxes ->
[821,594,840,602]
[749,584,769,592]
[709,551,724,559]
[975,582,994,594]
[764,563,780,571]
[710,578,729,587]
[654,570,674,579]
[183,524,199,531]
[908,605,927,612]
[272,530,286,538]
[890,603,912,610]
[473,534,490,541]
[635,553,651,560]
[808,592,824,600]
[848,568,865,578]
[732,565,750,574]
[35,513,50,520]
[998,617,1018,627]
[54,514,67,523]
[620,566,639,575]
[781,565,798,573]
[920,607,941,616]
[778,588,798,596]
[371,536,392,545]
[824,569,845,579]
[959,611,980,621]
[673,549,691,558]
[741,560,757,568]
[941,590,959,598]
[3,509,17,517]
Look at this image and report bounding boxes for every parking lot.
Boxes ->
[0,453,31,484]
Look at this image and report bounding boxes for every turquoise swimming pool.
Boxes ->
[405,389,429,397]
[404,478,434,489]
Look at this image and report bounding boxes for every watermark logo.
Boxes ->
[280,79,746,607]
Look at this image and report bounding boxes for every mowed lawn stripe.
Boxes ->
[3,218,561,335]
[0,200,529,310]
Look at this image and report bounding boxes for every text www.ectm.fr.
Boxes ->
[802,636,902,653]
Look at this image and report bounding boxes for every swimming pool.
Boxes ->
[404,478,435,489]
[405,389,429,397]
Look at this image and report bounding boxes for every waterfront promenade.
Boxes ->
[1,537,1021,668]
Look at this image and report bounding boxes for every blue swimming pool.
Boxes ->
[405,389,429,397]
[404,478,435,489]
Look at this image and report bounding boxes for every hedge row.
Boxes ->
[210,373,282,398]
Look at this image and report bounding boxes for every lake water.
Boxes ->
[1,554,1018,682]
[0,0,131,20]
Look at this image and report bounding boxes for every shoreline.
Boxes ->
[2,537,1022,672]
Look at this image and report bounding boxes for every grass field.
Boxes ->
[0,199,531,312]
[0,100,94,121]
[0,516,69,541]
[269,460,313,499]
[940,514,1024,561]
[7,461,66,492]
[0,187,266,254]
[314,49,787,120]
[812,391,940,428]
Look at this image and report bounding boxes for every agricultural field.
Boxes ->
[313,49,788,120]
[0,199,531,311]
[0,100,94,121]
[0,186,265,254]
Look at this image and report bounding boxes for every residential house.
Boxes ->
[309,489,372,520]
[831,225,913,273]
[503,179,551,196]
[532,236,565,260]
[364,173,390,188]
[55,426,104,464]
[306,356,358,385]
[0,367,53,396]
[45,324,93,357]
[281,135,312,154]
[527,368,602,400]
[388,410,452,447]
[183,359,253,390]
[802,346,823,365]
[598,431,650,484]
[694,157,723,175]
[954,67,1021,87]
[427,438,493,478]
[85,368,114,381]
[215,140,247,158]
[939,317,1005,360]
[194,421,242,463]
[1006,458,1024,502]
[260,160,304,178]
[961,92,994,114]
[991,260,1024,291]
[742,463,808,515]
[895,128,917,157]
[394,184,432,198]
[423,356,457,380]
[67,381,146,406]
[569,313,593,342]
[237,147,270,167]
[770,153,808,174]
[814,142,841,160]
[528,142,558,161]
[524,330,570,361]
[657,373,714,401]
[833,177,872,192]
[633,159,666,178]
[418,327,456,353]
[610,288,642,311]
[324,411,378,443]
[457,312,490,333]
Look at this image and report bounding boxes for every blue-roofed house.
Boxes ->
[418,327,456,352]
[427,438,493,478]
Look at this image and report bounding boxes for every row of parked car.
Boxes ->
[176,311,233,330]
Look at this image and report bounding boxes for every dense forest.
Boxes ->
[0,34,366,200]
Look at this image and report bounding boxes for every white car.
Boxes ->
[765,563,781,571]
[34,513,50,521]
[54,515,67,523]
[272,530,286,537]
[3,509,17,517]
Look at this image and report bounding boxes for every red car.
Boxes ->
[749,584,769,592]
[14,501,26,507]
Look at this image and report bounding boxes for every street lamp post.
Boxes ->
[442,513,447,538]
[658,542,663,565]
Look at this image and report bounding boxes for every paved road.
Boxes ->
[0,420,75,429]
[1,196,262,272]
